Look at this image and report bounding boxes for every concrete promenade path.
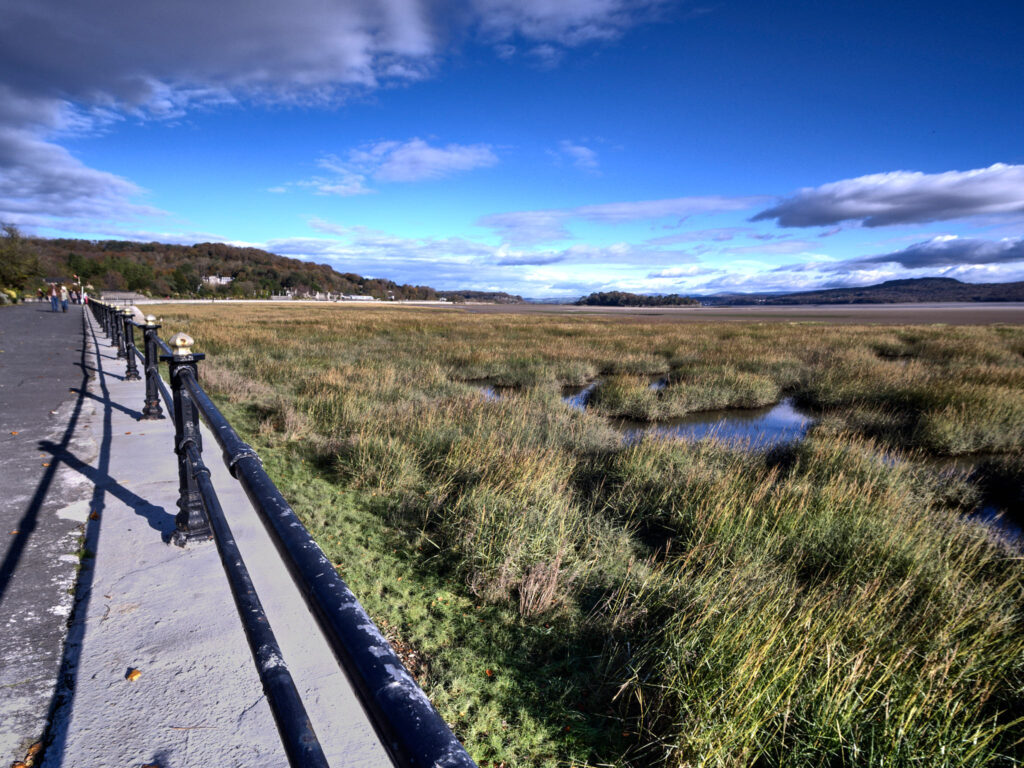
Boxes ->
[1,303,391,767]
[0,303,95,762]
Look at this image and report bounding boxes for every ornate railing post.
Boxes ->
[115,308,128,359]
[109,303,121,351]
[162,332,212,546]
[122,310,141,381]
[141,315,164,420]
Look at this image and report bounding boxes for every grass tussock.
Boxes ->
[153,303,1024,767]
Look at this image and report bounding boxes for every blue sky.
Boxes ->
[2,0,1023,297]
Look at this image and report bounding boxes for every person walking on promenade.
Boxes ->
[49,284,59,312]
[59,285,69,313]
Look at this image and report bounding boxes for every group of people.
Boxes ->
[40,284,87,313]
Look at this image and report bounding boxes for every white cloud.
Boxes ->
[577,195,767,223]
[373,138,499,181]
[1,0,662,227]
[557,140,599,170]
[472,0,670,47]
[752,164,1024,228]
[0,123,160,229]
[647,227,750,245]
[476,210,572,245]
[479,195,768,245]
[718,240,818,256]
[292,139,498,196]
[647,265,709,278]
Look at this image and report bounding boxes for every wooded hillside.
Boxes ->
[1,229,521,302]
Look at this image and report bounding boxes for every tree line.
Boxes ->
[0,227,521,302]
[574,290,699,307]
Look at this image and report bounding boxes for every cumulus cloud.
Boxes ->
[850,235,1024,269]
[0,1,437,115]
[752,164,1024,228]
[0,0,661,227]
[0,123,159,229]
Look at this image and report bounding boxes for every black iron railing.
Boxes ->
[87,300,476,768]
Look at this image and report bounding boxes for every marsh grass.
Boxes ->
[153,304,1024,767]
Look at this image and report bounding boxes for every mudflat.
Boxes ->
[454,301,1024,324]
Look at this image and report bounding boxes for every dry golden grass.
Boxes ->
[151,303,1024,767]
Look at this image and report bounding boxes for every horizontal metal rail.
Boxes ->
[87,298,476,768]
[179,368,477,768]
[88,300,330,763]
[182,439,330,767]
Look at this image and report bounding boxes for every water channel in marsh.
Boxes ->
[471,377,1021,547]
[559,380,812,449]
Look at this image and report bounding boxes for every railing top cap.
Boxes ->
[145,314,158,325]
[169,332,195,357]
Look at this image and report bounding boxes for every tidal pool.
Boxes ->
[560,380,812,449]
[614,399,812,449]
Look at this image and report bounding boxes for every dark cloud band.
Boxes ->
[752,164,1024,228]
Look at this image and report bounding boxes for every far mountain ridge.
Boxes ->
[702,277,1024,305]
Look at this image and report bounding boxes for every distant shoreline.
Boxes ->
[131,297,1024,325]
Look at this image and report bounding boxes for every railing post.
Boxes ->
[122,310,141,381]
[141,315,164,420]
[162,332,212,546]
[115,308,128,359]
[108,303,120,350]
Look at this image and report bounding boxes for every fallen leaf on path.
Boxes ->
[10,431,17,435]
[24,741,42,766]
[126,668,142,681]
[89,511,100,520]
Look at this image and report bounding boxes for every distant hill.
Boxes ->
[1,231,521,302]
[575,291,699,307]
[706,278,1024,305]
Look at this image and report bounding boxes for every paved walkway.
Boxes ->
[1,304,391,767]
[0,303,95,762]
